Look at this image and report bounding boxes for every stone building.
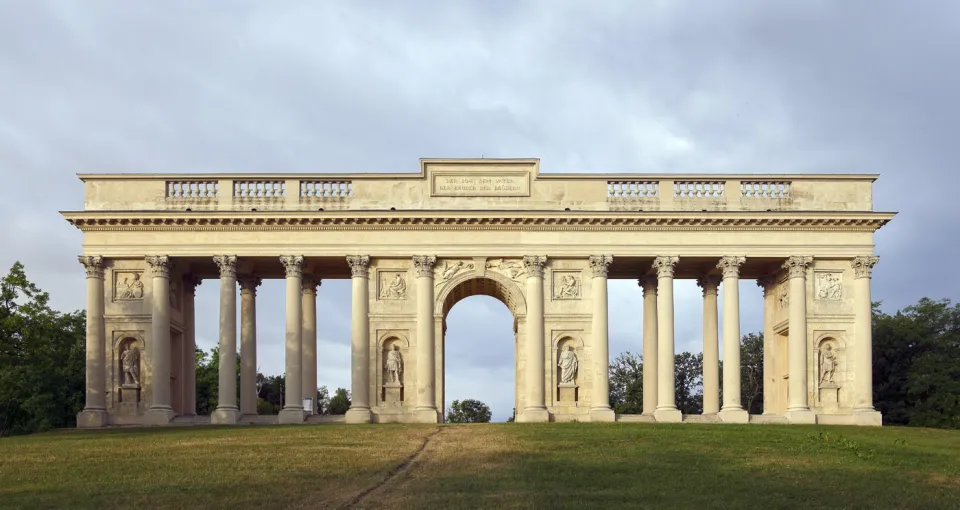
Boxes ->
[63,158,894,427]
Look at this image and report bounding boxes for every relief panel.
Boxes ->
[114,271,145,301]
[378,270,408,300]
[552,271,582,300]
[815,271,843,301]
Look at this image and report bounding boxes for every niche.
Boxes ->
[555,336,581,404]
[380,336,408,406]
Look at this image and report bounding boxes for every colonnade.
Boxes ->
[75,253,880,425]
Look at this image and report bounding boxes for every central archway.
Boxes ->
[435,272,527,422]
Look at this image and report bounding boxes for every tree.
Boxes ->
[740,333,764,414]
[0,262,86,436]
[675,352,703,415]
[609,351,643,414]
[446,399,492,423]
[315,385,330,415]
[328,387,351,415]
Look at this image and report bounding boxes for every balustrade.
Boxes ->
[607,180,659,199]
[165,180,219,199]
[674,181,725,199]
[234,180,285,199]
[741,180,791,199]
[300,180,353,198]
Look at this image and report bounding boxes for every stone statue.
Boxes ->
[558,345,578,384]
[381,273,407,299]
[121,346,140,386]
[385,345,403,384]
[117,273,144,300]
[557,274,580,299]
[819,344,837,385]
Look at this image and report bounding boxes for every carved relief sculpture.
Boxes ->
[818,343,838,387]
[169,278,181,309]
[379,272,407,299]
[816,272,843,300]
[115,272,144,300]
[778,284,789,310]
[558,345,578,384]
[120,346,141,387]
[384,344,403,385]
[485,258,527,280]
[554,274,581,299]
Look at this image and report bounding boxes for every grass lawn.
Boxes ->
[1,423,958,509]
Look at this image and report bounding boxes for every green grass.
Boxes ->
[1,423,958,509]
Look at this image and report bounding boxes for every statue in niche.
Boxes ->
[385,344,403,384]
[380,273,407,299]
[817,273,843,300]
[116,273,144,300]
[818,343,837,386]
[556,274,581,299]
[558,345,578,384]
[120,346,141,386]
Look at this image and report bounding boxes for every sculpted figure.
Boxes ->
[819,344,837,385]
[385,345,403,384]
[121,347,140,386]
[382,273,406,299]
[117,273,144,300]
[558,345,578,384]
[817,273,842,300]
[557,275,580,298]
[778,286,789,309]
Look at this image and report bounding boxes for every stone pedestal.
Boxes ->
[144,408,175,426]
[345,407,373,424]
[518,408,550,423]
[278,408,305,424]
[818,382,840,410]
[117,385,142,416]
[785,409,817,424]
[211,408,241,425]
[382,382,403,407]
[654,408,683,423]
[718,408,750,424]
[77,410,109,428]
[558,383,578,404]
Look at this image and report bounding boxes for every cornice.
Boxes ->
[61,210,895,233]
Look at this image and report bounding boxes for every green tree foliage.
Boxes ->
[0,262,86,436]
[446,399,492,423]
[609,352,643,414]
[674,352,703,414]
[740,333,764,415]
[873,298,960,428]
[328,387,351,415]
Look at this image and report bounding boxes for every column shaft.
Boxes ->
[414,256,438,422]
[589,256,615,421]
[640,277,658,415]
[784,256,815,423]
[279,256,304,424]
[758,277,775,415]
[211,255,239,424]
[698,277,720,415]
[852,256,880,419]
[653,256,681,422]
[239,276,260,416]
[301,278,319,414]
[145,256,175,425]
[718,257,748,423]
[77,257,107,427]
[345,255,372,423]
[520,255,549,422]
[182,276,200,416]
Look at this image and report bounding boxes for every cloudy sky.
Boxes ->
[2,1,958,421]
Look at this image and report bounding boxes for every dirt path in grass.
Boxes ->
[344,426,443,509]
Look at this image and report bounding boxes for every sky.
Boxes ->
[1,1,958,422]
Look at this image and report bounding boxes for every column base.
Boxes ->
[653,407,682,423]
[144,407,175,426]
[278,407,305,425]
[414,408,439,424]
[345,407,373,424]
[589,407,616,422]
[852,409,883,427]
[517,407,550,423]
[785,408,817,424]
[76,409,109,428]
[718,408,750,424]
[211,407,241,425]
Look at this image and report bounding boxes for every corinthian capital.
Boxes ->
[146,256,173,278]
[589,255,613,278]
[302,276,321,294]
[652,256,679,279]
[183,274,202,294]
[346,255,370,278]
[696,275,721,296]
[78,256,104,279]
[213,255,238,279]
[782,256,813,279]
[280,255,304,278]
[852,255,879,279]
[717,256,746,279]
[412,255,437,278]
[522,255,547,278]
[238,275,262,294]
[756,275,775,295]
[638,275,657,296]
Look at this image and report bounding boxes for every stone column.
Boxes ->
[301,277,320,415]
[211,255,240,424]
[77,256,108,428]
[345,255,373,424]
[756,276,776,415]
[278,255,305,424]
[652,256,682,422]
[145,255,175,425]
[238,275,261,417]
[413,255,439,423]
[697,276,721,415]
[589,255,616,421]
[783,256,815,424]
[718,256,749,423]
[182,275,201,416]
[852,255,882,426]
[639,276,658,416]
[519,255,549,422]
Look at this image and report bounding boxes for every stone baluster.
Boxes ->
[718,256,749,423]
[145,255,175,425]
[697,275,721,415]
[77,256,108,428]
[279,255,305,424]
[413,255,439,423]
[211,255,240,424]
[652,256,682,422]
[783,256,815,424]
[345,255,373,423]
[589,255,615,421]
[520,255,549,422]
